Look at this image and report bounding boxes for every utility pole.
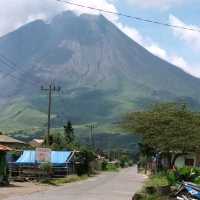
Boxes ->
[86,124,98,149]
[41,82,61,146]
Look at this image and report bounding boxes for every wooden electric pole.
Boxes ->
[41,82,61,146]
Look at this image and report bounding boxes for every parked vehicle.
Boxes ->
[175,182,200,200]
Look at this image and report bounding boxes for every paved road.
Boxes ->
[5,167,145,200]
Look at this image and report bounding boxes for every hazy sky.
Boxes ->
[0,0,200,77]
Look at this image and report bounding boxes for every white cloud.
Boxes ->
[169,15,200,51]
[120,27,190,75]
[0,0,62,37]
[0,0,118,37]
[146,43,185,69]
[171,55,188,69]
[116,23,144,45]
[147,44,168,60]
[64,0,119,21]
[117,24,198,77]
[171,56,200,78]
[126,0,184,10]
[145,43,200,78]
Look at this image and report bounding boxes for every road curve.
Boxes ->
[5,166,145,200]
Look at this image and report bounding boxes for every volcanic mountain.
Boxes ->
[0,11,200,130]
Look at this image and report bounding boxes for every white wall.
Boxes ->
[175,154,196,168]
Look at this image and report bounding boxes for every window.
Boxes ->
[185,159,194,166]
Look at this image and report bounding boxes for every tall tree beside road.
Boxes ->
[122,103,200,168]
[64,121,74,144]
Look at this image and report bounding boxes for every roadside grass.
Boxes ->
[146,174,169,188]
[140,194,168,200]
[135,174,170,200]
[40,175,88,186]
[136,167,200,200]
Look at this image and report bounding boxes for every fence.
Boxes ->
[8,162,75,181]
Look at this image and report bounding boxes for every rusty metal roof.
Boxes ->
[0,144,12,151]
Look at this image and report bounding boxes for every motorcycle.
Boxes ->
[175,182,200,200]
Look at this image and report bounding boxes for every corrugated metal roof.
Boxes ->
[0,134,25,144]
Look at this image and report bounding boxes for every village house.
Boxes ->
[29,139,44,148]
[0,133,26,149]
[175,153,200,168]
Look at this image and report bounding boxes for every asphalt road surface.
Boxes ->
[5,166,145,200]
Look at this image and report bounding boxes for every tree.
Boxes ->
[122,103,200,168]
[137,143,155,173]
[0,152,8,185]
[45,132,67,150]
[75,147,96,176]
[64,121,74,144]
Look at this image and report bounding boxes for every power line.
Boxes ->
[0,58,38,86]
[86,123,98,149]
[56,0,200,33]
[0,59,29,84]
[0,54,45,86]
[0,54,29,79]
[58,90,67,125]
[0,55,47,88]
[0,57,47,104]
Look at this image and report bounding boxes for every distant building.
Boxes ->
[29,139,44,148]
[0,133,26,149]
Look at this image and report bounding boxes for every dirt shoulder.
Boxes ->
[0,182,50,200]
[0,175,88,200]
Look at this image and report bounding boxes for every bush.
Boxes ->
[102,160,108,171]
[39,162,52,172]
[166,171,177,186]
[177,167,192,181]
[39,162,53,177]
[128,160,134,166]
[106,163,119,172]
[120,155,129,168]
[115,161,120,168]
[194,176,200,185]
[172,167,200,182]
[164,167,200,185]
[101,160,120,172]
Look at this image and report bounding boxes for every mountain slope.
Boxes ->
[0,11,200,129]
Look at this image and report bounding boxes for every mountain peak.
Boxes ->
[0,11,200,125]
[51,10,77,22]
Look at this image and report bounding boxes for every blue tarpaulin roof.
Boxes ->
[17,151,36,164]
[51,151,72,164]
[16,150,72,166]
